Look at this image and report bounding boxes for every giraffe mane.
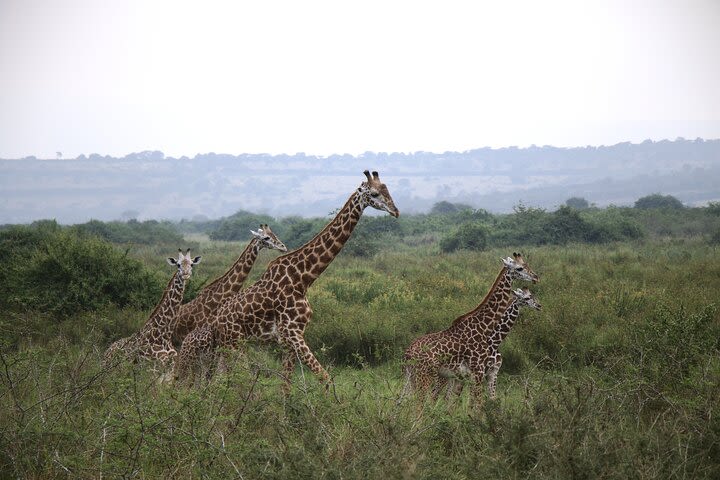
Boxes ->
[198,238,259,294]
[145,271,180,322]
[451,265,508,325]
[265,191,359,269]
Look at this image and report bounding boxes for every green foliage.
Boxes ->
[0,222,163,319]
[637,303,719,390]
[72,218,184,245]
[2,241,720,477]
[489,204,645,247]
[634,193,685,209]
[439,222,489,252]
[430,200,474,215]
[708,202,720,216]
[711,228,720,245]
[565,196,590,209]
[208,210,277,242]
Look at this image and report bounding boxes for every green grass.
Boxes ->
[2,239,719,478]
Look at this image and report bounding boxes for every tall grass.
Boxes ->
[1,240,719,478]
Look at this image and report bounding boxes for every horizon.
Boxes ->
[3,136,717,161]
[2,138,718,224]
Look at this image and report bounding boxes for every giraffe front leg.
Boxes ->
[280,349,297,395]
[282,333,331,390]
[486,353,502,400]
[467,363,488,409]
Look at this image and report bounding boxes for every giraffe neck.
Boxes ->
[272,191,364,290]
[139,271,186,341]
[452,267,514,330]
[197,238,262,300]
[487,300,522,350]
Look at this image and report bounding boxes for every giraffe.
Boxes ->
[443,287,542,399]
[481,287,541,399]
[402,253,538,406]
[180,170,399,392]
[170,224,287,347]
[172,225,287,384]
[103,249,201,370]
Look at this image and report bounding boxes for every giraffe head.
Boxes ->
[512,287,542,311]
[502,252,539,283]
[167,248,202,281]
[358,170,400,217]
[250,224,288,252]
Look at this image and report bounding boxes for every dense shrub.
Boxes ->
[565,197,590,209]
[430,201,474,215]
[634,193,685,209]
[0,223,163,318]
[439,222,489,252]
[708,202,720,216]
[711,228,720,245]
[280,217,327,249]
[72,219,184,245]
[208,210,277,241]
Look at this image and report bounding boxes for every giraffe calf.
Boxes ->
[402,254,539,406]
[174,323,218,386]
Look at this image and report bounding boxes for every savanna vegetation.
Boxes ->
[1,196,719,478]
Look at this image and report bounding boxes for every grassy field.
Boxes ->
[1,239,719,478]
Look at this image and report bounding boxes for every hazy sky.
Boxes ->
[1,0,719,158]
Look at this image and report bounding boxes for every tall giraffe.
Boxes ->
[170,225,287,347]
[172,225,287,384]
[103,249,201,369]
[182,170,399,391]
[402,253,538,405]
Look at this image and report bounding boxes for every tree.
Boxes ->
[634,194,684,209]
[430,201,473,215]
[565,197,590,209]
[439,223,488,252]
[707,202,720,216]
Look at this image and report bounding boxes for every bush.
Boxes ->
[430,201,474,215]
[72,219,184,245]
[634,194,684,209]
[565,197,590,209]
[440,223,489,252]
[0,224,163,318]
[711,229,720,245]
[543,206,594,244]
[208,210,278,241]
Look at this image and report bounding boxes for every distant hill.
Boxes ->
[1,138,718,224]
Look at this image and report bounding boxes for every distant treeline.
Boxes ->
[177,194,720,255]
[2,194,719,335]
[3,194,719,258]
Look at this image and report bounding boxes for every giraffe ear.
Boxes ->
[167,257,178,265]
[192,256,202,265]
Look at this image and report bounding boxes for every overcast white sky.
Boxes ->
[1,0,719,159]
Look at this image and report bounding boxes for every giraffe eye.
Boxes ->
[516,267,524,271]
[370,192,380,198]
